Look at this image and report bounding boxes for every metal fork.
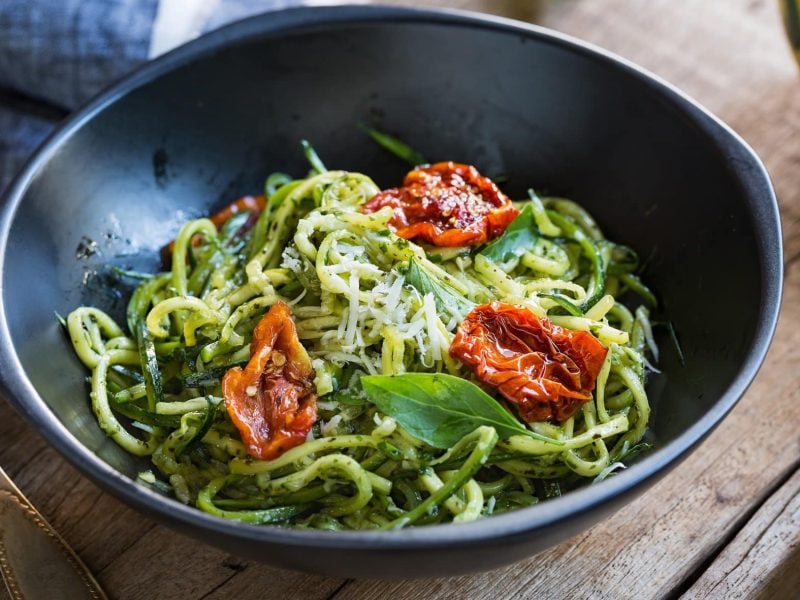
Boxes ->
[0,465,106,599]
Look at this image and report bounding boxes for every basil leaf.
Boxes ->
[361,373,562,448]
[301,139,327,174]
[361,126,427,167]
[480,203,537,263]
[404,257,474,318]
[332,389,367,406]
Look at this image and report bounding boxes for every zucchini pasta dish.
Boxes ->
[67,137,659,530]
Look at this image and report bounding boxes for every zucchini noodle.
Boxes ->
[67,154,658,530]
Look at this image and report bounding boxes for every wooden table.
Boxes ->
[2,1,799,598]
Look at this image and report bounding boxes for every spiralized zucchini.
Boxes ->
[67,156,657,530]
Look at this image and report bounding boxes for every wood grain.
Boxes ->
[683,467,800,599]
[1,1,799,599]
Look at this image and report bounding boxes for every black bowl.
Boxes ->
[0,5,782,577]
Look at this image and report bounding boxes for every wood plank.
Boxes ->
[97,525,342,600]
[683,467,800,599]
[198,564,345,600]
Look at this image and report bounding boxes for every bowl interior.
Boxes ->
[1,10,772,546]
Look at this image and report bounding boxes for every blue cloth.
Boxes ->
[0,102,55,191]
[0,0,158,110]
[0,0,300,193]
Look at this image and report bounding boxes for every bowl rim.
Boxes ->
[0,4,783,550]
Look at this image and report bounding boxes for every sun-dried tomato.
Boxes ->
[362,162,518,246]
[222,301,317,460]
[449,302,608,423]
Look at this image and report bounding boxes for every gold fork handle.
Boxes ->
[0,466,107,600]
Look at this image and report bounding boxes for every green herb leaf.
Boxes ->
[620,272,658,309]
[296,255,322,297]
[265,172,293,197]
[361,125,426,166]
[615,440,653,463]
[218,210,253,243]
[136,321,164,413]
[404,257,474,318]
[180,396,219,456]
[361,373,561,448]
[300,139,327,174]
[110,402,181,428]
[607,243,639,275]
[182,361,246,388]
[593,461,626,482]
[111,267,154,281]
[540,481,562,498]
[546,210,607,310]
[480,203,537,264]
[666,321,685,366]
[538,293,584,317]
[333,389,367,406]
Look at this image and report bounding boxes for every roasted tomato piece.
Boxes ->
[222,301,317,460]
[449,302,608,423]
[162,195,265,263]
[362,162,518,246]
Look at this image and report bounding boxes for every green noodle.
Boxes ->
[67,154,658,530]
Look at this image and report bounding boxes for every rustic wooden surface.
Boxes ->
[2,1,799,598]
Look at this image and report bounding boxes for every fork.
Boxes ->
[0,465,106,599]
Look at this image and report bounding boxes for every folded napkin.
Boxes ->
[0,0,307,192]
[0,98,56,193]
